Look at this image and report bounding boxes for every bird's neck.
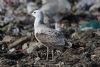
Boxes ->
[34,15,44,28]
[34,15,44,35]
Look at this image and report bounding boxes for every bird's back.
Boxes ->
[35,25,65,48]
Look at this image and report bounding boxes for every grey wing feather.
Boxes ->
[36,29,65,45]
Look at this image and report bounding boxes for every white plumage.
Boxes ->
[32,10,68,60]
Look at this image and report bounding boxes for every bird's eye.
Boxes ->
[34,12,36,13]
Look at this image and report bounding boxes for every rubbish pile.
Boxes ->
[0,0,100,67]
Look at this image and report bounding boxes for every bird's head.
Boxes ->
[31,10,43,18]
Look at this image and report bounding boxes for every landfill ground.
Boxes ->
[0,0,100,67]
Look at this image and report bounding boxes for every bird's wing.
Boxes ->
[36,29,65,45]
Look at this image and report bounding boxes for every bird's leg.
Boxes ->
[46,47,49,61]
[51,49,54,61]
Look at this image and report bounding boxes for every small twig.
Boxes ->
[8,36,32,49]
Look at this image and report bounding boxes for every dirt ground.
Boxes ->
[0,0,100,67]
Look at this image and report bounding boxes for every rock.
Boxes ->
[8,48,16,53]
[2,35,15,43]
[22,43,28,50]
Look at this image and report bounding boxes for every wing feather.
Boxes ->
[35,29,65,46]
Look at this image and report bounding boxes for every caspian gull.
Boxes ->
[32,10,71,60]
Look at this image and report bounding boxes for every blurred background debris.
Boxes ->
[0,0,100,67]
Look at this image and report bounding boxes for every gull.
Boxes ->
[40,0,71,28]
[32,10,71,60]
